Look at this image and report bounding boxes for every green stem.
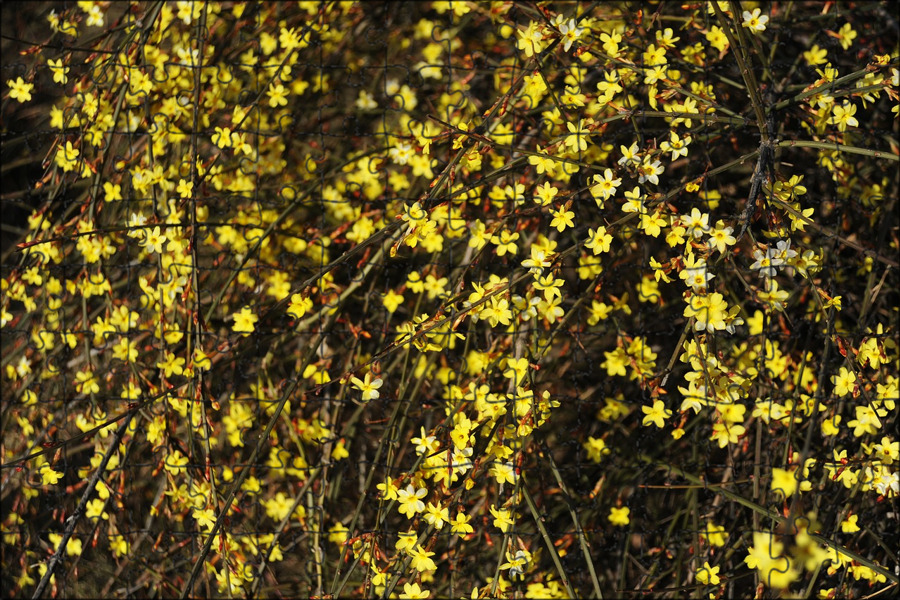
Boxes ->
[777,139,899,161]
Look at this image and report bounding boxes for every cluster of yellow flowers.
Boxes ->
[1,1,897,598]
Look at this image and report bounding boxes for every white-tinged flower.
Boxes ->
[637,158,664,185]
[742,8,769,33]
[749,247,781,278]
[559,18,585,52]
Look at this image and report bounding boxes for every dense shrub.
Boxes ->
[1,2,897,598]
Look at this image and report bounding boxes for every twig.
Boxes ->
[32,412,136,599]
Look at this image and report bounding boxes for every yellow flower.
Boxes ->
[232,306,258,335]
[397,484,427,518]
[176,179,193,198]
[103,181,122,202]
[499,549,531,578]
[516,21,545,58]
[829,101,858,132]
[193,348,212,371]
[287,293,313,319]
[770,467,798,497]
[641,399,672,428]
[39,463,63,486]
[522,245,553,274]
[696,561,720,585]
[587,300,613,325]
[409,544,436,572]
[701,522,728,547]
[558,18,585,52]
[164,449,189,476]
[847,405,881,437]
[480,295,512,328]
[583,437,610,462]
[490,461,517,486]
[48,533,82,556]
[157,351,185,378]
[503,357,529,385]
[821,415,841,436]
[840,514,860,533]
[549,206,575,232]
[831,367,856,397]
[192,507,216,531]
[141,226,167,254]
[745,532,799,589]
[529,148,556,175]
[47,59,69,84]
[377,477,399,501]
[350,371,383,401]
[490,504,516,532]
[424,501,449,529]
[55,140,81,172]
[601,30,622,56]
[328,523,349,545]
[75,369,100,395]
[110,536,129,558]
[491,229,519,256]
[7,77,33,102]
[565,119,590,152]
[267,82,288,107]
[395,529,418,553]
[707,221,736,253]
[685,292,729,332]
[331,439,349,460]
[608,506,630,526]
[400,582,430,599]
[601,347,628,377]
[639,211,666,237]
[590,168,622,204]
[450,511,473,536]
[803,44,828,66]
[212,126,233,149]
[705,26,729,53]
[835,23,857,50]
[660,131,691,160]
[683,207,710,238]
[279,26,304,51]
